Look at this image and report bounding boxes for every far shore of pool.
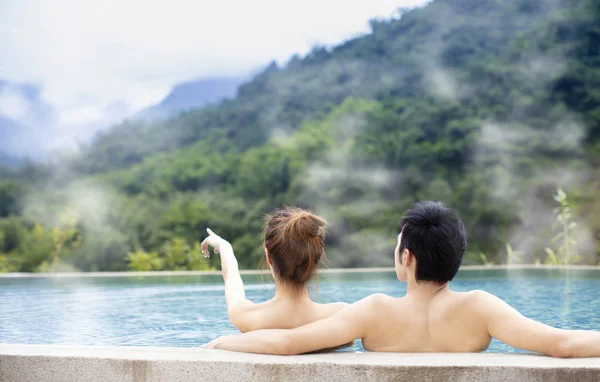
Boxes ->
[1,264,599,277]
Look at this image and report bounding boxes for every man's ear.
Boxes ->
[403,250,412,266]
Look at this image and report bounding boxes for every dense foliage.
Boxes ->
[1,0,599,272]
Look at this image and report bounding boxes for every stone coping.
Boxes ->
[1,265,599,278]
[1,344,599,382]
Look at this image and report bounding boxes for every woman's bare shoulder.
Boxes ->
[228,299,277,332]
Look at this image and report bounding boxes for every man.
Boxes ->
[204,201,600,357]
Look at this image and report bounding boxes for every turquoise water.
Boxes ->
[1,268,599,353]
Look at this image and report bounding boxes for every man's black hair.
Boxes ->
[400,201,467,283]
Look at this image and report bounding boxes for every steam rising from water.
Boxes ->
[297,112,399,266]
[470,102,593,262]
[21,181,126,271]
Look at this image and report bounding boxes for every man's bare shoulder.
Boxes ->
[350,294,400,338]
[354,293,397,312]
[466,289,500,303]
[451,289,494,299]
[324,301,350,311]
[366,293,396,303]
[456,289,505,315]
[315,301,351,318]
[331,293,395,316]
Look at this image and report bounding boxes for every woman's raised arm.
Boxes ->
[201,228,255,331]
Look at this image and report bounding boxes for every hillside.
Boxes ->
[69,0,596,175]
[1,0,599,272]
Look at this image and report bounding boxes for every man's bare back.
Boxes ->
[360,290,491,353]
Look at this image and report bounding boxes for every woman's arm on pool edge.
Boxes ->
[477,291,600,358]
[203,295,377,355]
[201,229,255,331]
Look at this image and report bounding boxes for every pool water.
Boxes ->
[1,268,599,353]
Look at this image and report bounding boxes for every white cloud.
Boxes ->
[0,0,429,114]
[59,105,104,126]
[0,88,30,121]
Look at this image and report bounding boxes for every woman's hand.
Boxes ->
[200,228,246,310]
[201,228,229,257]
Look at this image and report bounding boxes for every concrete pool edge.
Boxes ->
[1,264,600,278]
[1,345,599,382]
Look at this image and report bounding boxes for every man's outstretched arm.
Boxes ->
[204,295,375,355]
[478,291,600,357]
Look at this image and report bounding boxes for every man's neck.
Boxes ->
[406,278,449,298]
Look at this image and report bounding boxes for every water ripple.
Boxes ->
[0,273,598,352]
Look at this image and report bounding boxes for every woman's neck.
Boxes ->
[273,282,310,302]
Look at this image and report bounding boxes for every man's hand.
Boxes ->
[203,335,234,349]
[478,290,600,357]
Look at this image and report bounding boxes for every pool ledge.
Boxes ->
[1,344,599,382]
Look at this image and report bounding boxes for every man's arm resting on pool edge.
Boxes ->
[479,291,600,358]
[204,295,375,355]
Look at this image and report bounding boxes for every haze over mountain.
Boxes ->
[0,75,248,164]
[0,80,56,164]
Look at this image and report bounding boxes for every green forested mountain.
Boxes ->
[1,0,599,272]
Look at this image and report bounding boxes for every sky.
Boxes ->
[0,0,429,153]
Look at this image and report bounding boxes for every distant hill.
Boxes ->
[0,115,28,166]
[0,150,20,168]
[0,79,56,163]
[0,79,55,129]
[0,115,21,142]
[135,76,248,121]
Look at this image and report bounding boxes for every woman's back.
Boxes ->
[231,299,348,332]
[202,207,346,334]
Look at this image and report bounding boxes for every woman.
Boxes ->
[201,207,347,333]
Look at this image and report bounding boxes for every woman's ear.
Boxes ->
[265,248,273,268]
